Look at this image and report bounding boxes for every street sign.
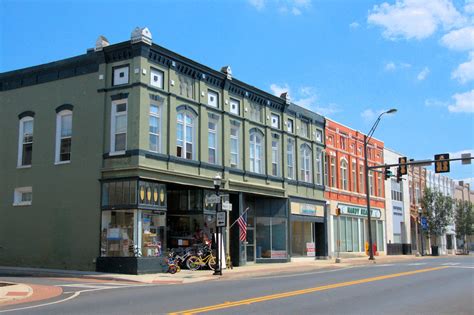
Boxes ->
[222,201,232,211]
[216,211,226,227]
[421,217,428,230]
[461,153,472,165]
[434,153,450,173]
[205,194,221,204]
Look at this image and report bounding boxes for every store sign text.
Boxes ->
[339,205,381,219]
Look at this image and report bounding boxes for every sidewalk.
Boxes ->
[0,254,443,306]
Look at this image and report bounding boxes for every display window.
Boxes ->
[256,217,287,259]
[291,221,314,257]
[141,211,166,257]
[101,210,136,257]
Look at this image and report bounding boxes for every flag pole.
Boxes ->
[229,207,250,230]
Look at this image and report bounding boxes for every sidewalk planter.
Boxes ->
[96,257,167,274]
[431,246,439,256]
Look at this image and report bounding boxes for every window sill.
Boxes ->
[17,165,32,169]
[109,151,126,156]
[55,160,71,165]
[13,202,32,207]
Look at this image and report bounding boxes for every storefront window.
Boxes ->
[256,217,287,259]
[101,210,136,257]
[291,221,314,256]
[141,211,166,257]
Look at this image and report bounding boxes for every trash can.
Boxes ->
[431,245,439,256]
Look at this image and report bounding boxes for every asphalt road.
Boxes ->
[1,256,473,315]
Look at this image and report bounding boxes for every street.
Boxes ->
[0,256,472,314]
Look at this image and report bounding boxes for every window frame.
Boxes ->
[287,138,295,180]
[271,114,280,129]
[249,129,264,174]
[208,118,219,164]
[17,116,34,168]
[230,98,240,115]
[300,144,312,183]
[13,186,32,206]
[149,103,161,153]
[55,110,73,164]
[315,148,322,185]
[110,100,128,155]
[176,110,196,160]
[340,158,348,190]
[271,137,280,176]
[287,119,294,133]
[230,124,240,168]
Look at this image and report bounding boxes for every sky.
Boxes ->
[1,0,473,184]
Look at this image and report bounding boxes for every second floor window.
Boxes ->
[55,110,72,163]
[271,137,280,176]
[249,130,264,173]
[315,148,322,185]
[176,111,195,160]
[111,102,127,153]
[330,156,336,187]
[300,120,309,138]
[352,160,357,192]
[340,159,348,190]
[149,104,161,152]
[324,154,329,185]
[208,120,218,164]
[359,164,365,194]
[18,116,34,167]
[287,138,295,179]
[230,125,239,168]
[300,144,312,183]
[369,172,374,196]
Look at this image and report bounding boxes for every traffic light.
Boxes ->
[434,153,450,173]
[396,167,402,183]
[336,208,341,216]
[398,157,407,175]
[384,166,392,180]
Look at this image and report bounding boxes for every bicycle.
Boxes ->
[186,246,217,271]
[166,251,181,274]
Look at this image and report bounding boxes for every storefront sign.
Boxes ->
[271,250,287,259]
[291,202,324,217]
[339,204,381,219]
[216,211,226,227]
[306,242,315,257]
[222,201,232,211]
[205,194,221,204]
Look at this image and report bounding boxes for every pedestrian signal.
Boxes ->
[434,153,450,173]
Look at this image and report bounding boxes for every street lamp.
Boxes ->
[418,207,424,256]
[364,108,397,260]
[213,173,222,276]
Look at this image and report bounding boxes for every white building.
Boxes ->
[425,169,456,255]
[384,148,411,253]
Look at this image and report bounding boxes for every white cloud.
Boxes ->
[425,98,448,107]
[385,62,396,71]
[368,0,465,40]
[417,66,430,80]
[448,89,474,113]
[465,0,474,14]
[270,83,291,97]
[441,26,474,51]
[248,0,265,10]
[350,22,360,29]
[452,51,474,83]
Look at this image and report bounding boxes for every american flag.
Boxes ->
[237,215,247,242]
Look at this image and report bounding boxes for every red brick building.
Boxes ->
[325,119,386,257]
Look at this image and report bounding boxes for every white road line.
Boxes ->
[0,284,155,313]
[441,263,461,266]
[448,266,474,269]
[375,264,395,267]
[407,263,427,266]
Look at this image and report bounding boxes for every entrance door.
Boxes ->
[291,221,314,257]
[246,211,256,263]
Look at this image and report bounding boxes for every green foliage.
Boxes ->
[454,200,473,241]
[421,187,454,244]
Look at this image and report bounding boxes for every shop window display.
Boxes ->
[141,211,165,257]
[256,217,287,259]
[101,210,136,257]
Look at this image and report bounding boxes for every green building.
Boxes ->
[0,28,327,273]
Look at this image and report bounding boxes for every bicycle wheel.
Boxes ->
[168,265,177,274]
[186,256,201,271]
[207,255,217,271]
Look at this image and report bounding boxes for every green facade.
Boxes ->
[0,36,325,271]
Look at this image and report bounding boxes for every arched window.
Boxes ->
[249,129,264,174]
[300,144,312,183]
[176,110,196,160]
[55,110,73,163]
[340,159,348,190]
[18,115,34,167]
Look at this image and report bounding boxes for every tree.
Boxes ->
[454,200,473,253]
[421,187,453,247]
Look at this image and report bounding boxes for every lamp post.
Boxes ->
[418,207,424,256]
[213,173,222,276]
[364,108,397,260]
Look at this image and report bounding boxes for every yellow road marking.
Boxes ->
[169,266,448,315]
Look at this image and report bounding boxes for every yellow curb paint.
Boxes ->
[168,266,448,315]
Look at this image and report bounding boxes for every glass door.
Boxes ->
[246,209,255,262]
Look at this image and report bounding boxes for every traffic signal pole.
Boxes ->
[367,156,473,172]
